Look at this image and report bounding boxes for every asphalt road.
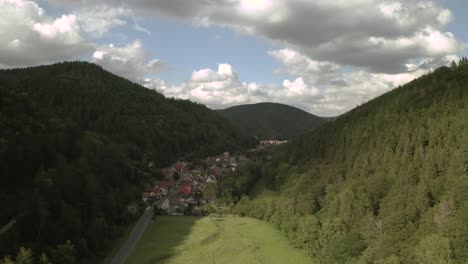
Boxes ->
[0,218,16,235]
[111,205,154,264]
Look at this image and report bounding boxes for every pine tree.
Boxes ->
[450,60,457,70]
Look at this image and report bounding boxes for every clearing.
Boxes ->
[125,215,313,264]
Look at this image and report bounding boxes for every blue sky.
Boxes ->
[445,0,468,56]
[136,19,284,85]
[1,0,466,116]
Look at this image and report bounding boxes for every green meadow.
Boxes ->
[125,215,313,264]
[248,173,279,202]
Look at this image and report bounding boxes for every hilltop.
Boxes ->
[216,102,327,140]
[220,63,468,263]
[0,62,254,262]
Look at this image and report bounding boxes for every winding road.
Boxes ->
[111,205,154,264]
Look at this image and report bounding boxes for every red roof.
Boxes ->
[174,162,189,172]
[177,184,192,195]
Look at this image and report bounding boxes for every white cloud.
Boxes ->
[72,0,464,73]
[268,48,340,84]
[0,0,93,67]
[92,40,164,82]
[144,63,323,113]
[269,48,459,115]
[74,5,133,38]
[4,0,464,116]
[142,49,458,116]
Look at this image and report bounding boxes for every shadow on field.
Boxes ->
[141,216,200,264]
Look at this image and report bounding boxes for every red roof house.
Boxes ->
[161,167,176,179]
[158,180,174,191]
[177,184,192,195]
[174,162,190,173]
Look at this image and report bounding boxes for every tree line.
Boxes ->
[219,64,468,263]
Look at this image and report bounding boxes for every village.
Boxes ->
[141,140,287,216]
[141,151,249,216]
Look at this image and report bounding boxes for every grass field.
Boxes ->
[249,174,279,201]
[125,215,313,264]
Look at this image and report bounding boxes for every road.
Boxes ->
[110,205,154,264]
[0,218,16,235]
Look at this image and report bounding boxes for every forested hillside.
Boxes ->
[220,63,468,263]
[216,102,326,140]
[0,62,254,262]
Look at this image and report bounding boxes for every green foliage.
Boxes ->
[203,183,217,199]
[0,248,49,264]
[222,65,468,263]
[51,240,76,264]
[38,254,51,264]
[217,102,327,140]
[414,234,453,264]
[0,62,254,261]
[0,257,15,264]
[14,248,33,264]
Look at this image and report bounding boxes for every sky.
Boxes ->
[1,0,467,116]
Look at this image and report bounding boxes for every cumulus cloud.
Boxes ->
[143,50,460,116]
[6,0,464,116]
[74,5,133,38]
[268,48,341,85]
[63,0,463,73]
[0,0,93,67]
[144,63,323,113]
[92,40,164,82]
[269,48,459,115]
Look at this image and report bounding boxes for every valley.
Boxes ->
[126,216,313,264]
[2,1,468,263]
[1,62,467,264]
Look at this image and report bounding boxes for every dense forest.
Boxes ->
[219,62,468,263]
[0,62,254,263]
[216,102,326,140]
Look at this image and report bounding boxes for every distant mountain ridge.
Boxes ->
[216,102,327,140]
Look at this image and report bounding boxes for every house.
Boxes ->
[202,158,213,167]
[161,167,176,180]
[229,157,237,166]
[185,197,197,205]
[179,173,193,183]
[151,187,162,199]
[206,175,217,183]
[155,197,170,211]
[213,167,223,177]
[191,169,202,176]
[177,183,193,196]
[142,192,154,203]
[174,162,190,173]
[158,180,174,196]
[167,197,185,215]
